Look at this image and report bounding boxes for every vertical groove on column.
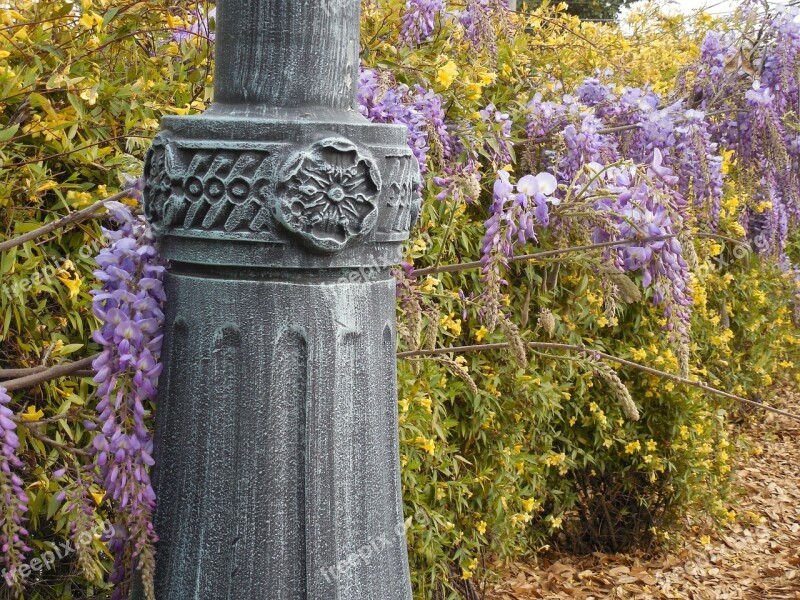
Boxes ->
[155,315,187,598]
[200,323,241,596]
[177,317,211,594]
[384,321,412,597]
[335,328,358,597]
[268,327,308,598]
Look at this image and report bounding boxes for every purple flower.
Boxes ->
[90,204,165,597]
[0,386,29,595]
[400,0,444,46]
[171,8,216,43]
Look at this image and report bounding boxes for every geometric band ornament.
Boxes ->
[143,132,420,254]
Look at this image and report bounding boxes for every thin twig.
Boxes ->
[2,355,99,392]
[0,366,95,379]
[411,231,750,278]
[398,342,800,423]
[0,191,128,254]
[412,234,678,277]
[21,424,91,457]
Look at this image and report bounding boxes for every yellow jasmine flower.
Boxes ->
[420,275,439,293]
[435,60,458,89]
[57,272,83,299]
[20,405,44,422]
[624,440,641,454]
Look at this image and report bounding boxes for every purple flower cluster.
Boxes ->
[91,203,165,599]
[479,103,513,166]
[358,68,457,178]
[458,0,506,55]
[686,5,800,257]
[0,386,29,593]
[673,110,724,228]
[400,0,444,46]
[479,170,559,327]
[171,7,216,43]
[520,83,702,335]
[590,156,693,330]
[561,113,618,184]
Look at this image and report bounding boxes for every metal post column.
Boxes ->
[139,1,421,597]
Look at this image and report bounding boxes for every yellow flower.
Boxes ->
[510,513,532,528]
[645,440,657,452]
[461,558,478,579]
[79,11,103,30]
[631,348,647,362]
[417,395,433,413]
[522,498,538,512]
[0,51,10,60]
[410,238,426,253]
[624,440,641,454]
[91,490,105,506]
[549,515,563,530]
[474,325,488,341]
[57,272,83,299]
[20,406,44,422]
[420,275,439,293]
[435,60,458,89]
[440,312,462,336]
[80,87,98,106]
[414,436,436,456]
[476,520,487,535]
[67,190,94,207]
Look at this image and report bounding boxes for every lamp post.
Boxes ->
[139,1,420,597]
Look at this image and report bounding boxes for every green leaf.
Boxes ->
[0,247,16,275]
[0,124,20,142]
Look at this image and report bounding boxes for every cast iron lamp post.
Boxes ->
[139,1,421,597]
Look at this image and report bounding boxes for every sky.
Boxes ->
[624,0,794,18]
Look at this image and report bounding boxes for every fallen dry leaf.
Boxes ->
[485,385,800,600]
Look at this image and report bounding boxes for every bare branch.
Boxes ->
[399,342,800,423]
[2,355,99,392]
[0,190,129,254]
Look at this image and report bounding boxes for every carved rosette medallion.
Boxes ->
[275,138,381,253]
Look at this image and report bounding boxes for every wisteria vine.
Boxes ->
[90,202,165,600]
[4,0,798,593]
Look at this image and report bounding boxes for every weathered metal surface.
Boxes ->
[136,0,420,598]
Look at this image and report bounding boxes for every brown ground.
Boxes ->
[486,389,800,600]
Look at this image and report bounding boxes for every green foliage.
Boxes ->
[0,0,212,595]
[0,1,798,599]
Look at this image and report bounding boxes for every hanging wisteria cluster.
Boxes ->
[55,1,800,591]
[684,3,800,257]
[479,171,559,328]
[91,201,166,600]
[0,386,29,595]
[400,0,444,45]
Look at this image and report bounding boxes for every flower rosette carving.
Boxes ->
[276,138,381,252]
